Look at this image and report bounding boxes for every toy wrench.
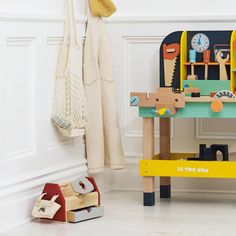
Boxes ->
[216,50,229,80]
[163,43,180,86]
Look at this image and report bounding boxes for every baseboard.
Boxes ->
[0,159,87,233]
[90,168,113,194]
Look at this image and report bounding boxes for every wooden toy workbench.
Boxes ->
[130,30,236,206]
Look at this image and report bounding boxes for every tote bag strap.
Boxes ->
[68,0,77,44]
[63,0,77,44]
[63,0,70,44]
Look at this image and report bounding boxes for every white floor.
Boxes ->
[4,191,236,236]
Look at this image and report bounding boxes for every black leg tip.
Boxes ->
[143,192,155,206]
[160,185,171,198]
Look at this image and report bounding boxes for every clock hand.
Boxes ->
[201,37,204,45]
[198,37,201,45]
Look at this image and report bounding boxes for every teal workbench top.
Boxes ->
[139,102,236,118]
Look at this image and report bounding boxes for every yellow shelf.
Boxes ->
[140,160,236,178]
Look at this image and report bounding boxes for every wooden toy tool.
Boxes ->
[163,43,180,86]
[203,50,210,80]
[216,50,229,80]
[187,50,198,80]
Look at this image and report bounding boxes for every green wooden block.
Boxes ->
[182,80,230,95]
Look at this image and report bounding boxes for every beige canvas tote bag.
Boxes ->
[52,0,87,137]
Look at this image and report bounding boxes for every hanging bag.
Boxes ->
[51,0,87,137]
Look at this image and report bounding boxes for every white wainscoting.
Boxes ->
[0,159,87,232]
[0,15,88,233]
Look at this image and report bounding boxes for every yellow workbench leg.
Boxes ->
[143,117,155,206]
[160,117,171,198]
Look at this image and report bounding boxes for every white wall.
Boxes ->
[1,0,236,232]
[113,0,236,16]
[0,1,88,232]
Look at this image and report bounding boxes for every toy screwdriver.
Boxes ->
[187,50,198,80]
[203,50,210,80]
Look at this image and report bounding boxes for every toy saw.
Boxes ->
[163,43,180,86]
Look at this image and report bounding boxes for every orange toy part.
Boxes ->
[211,100,223,112]
[163,43,180,60]
[203,50,210,63]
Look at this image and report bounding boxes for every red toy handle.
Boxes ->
[163,43,180,60]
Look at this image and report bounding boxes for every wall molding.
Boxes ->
[195,118,236,140]
[0,159,87,233]
[107,15,236,24]
[6,37,37,162]
[47,139,73,152]
[0,159,87,199]
[0,13,236,23]
[123,35,164,138]
[6,37,36,47]
[46,36,63,46]
[123,35,174,139]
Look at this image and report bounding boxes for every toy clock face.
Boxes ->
[191,33,210,52]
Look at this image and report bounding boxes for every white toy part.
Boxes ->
[32,193,61,219]
[67,206,104,223]
[214,90,236,98]
[72,175,94,194]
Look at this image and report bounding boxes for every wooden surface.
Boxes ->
[164,59,176,86]
[184,96,236,103]
[184,87,200,93]
[184,62,230,65]
[131,88,185,109]
[159,118,171,186]
[131,92,236,109]
[143,118,155,193]
[204,64,208,80]
[66,192,99,211]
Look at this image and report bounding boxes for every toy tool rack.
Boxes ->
[130,30,236,206]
